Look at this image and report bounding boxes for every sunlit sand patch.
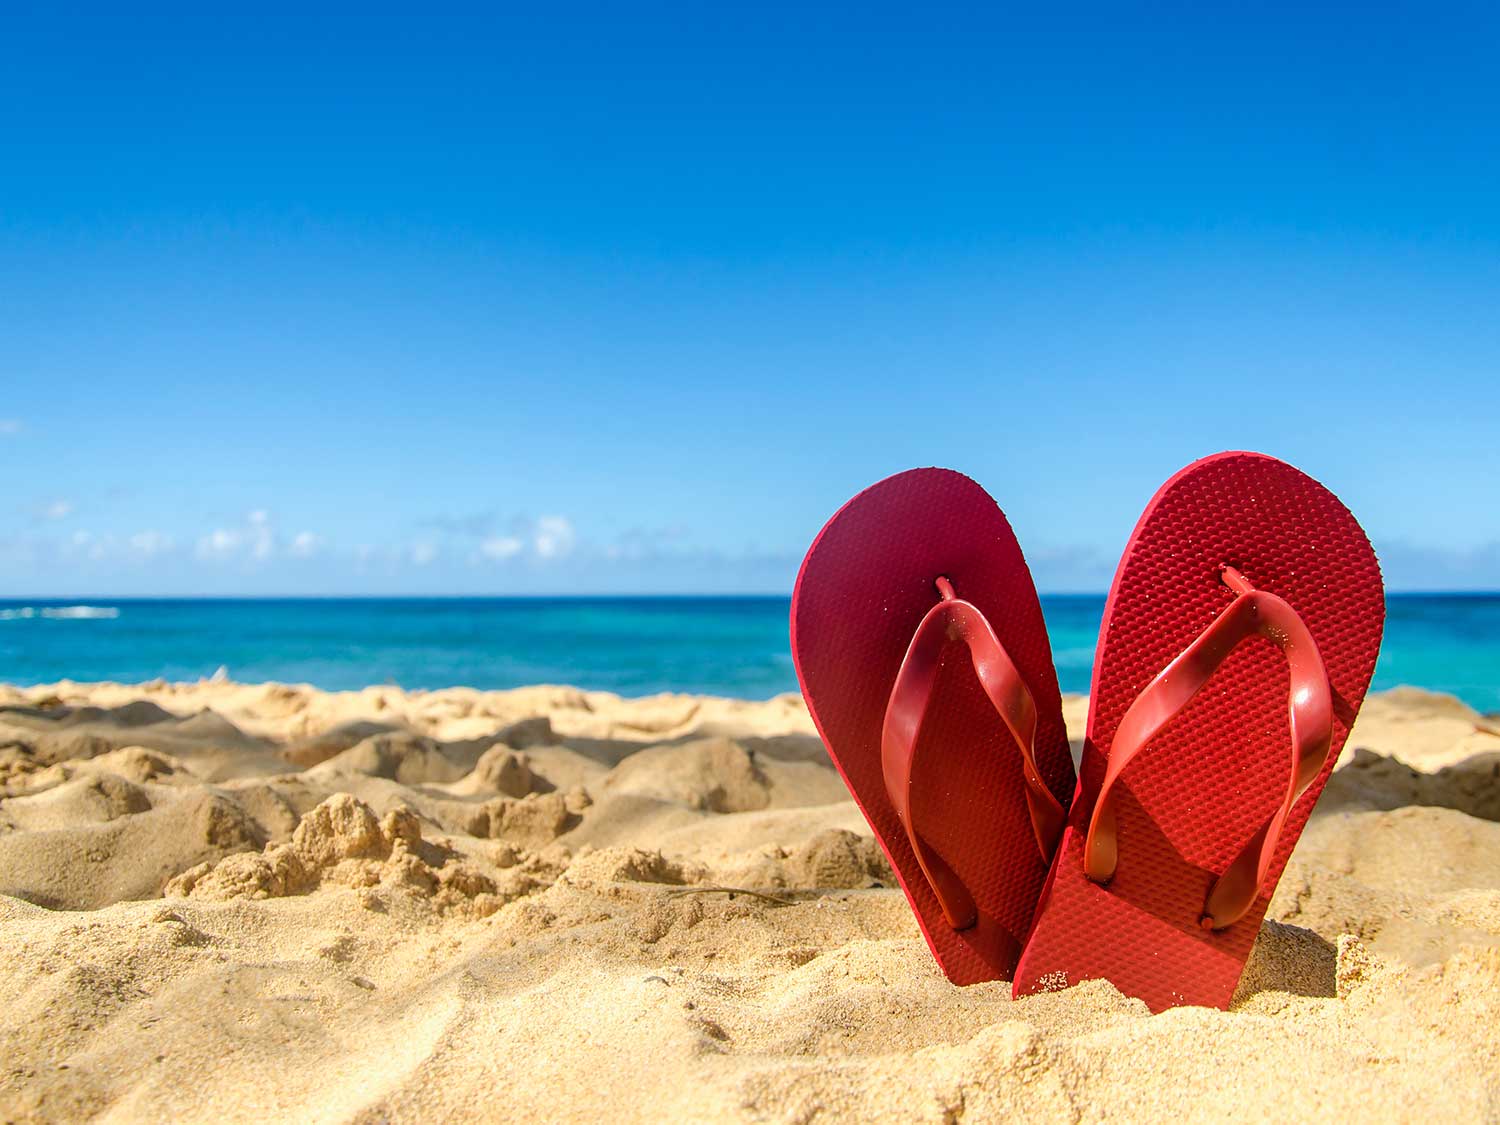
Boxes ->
[1,681,1498,1121]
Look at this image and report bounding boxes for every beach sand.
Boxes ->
[1,679,1497,1122]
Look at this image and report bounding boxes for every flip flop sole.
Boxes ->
[791,468,1074,983]
[1013,452,1384,1010]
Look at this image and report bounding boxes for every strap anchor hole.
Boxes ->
[1218,565,1255,596]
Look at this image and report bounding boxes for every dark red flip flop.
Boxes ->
[791,468,1075,984]
[1013,452,1384,1011]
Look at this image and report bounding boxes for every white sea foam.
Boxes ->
[0,605,121,620]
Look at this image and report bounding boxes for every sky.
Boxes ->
[2,2,1498,596]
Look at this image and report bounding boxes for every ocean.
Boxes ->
[1,595,1498,713]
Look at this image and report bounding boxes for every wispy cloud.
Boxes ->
[41,499,74,522]
[603,524,689,561]
[0,504,798,592]
[532,516,576,560]
[0,419,21,436]
[479,535,524,560]
[58,529,177,563]
[247,510,273,559]
[1375,540,1500,590]
[129,530,175,558]
[196,509,286,563]
[419,511,500,538]
[421,510,582,566]
[473,515,578,564]
[197,527,243,559]
[288,531,324,558]
[66,530,109,561]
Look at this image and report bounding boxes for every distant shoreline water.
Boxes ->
[2,595,1498,712]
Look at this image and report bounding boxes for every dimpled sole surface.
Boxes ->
[791,468,1075,983]
[1013,452,1384,1011]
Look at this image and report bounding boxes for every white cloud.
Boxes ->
[0,419,20,436]
[248,512,274,559]
[288,531,323,558]
[533,515,576,560]
[42,499,74,521]
[603,524,689,562]
[129,530,174,557]
[471,515,581,565]
[480,535,524,560]
[196,527,243,559]
[431,510,583,567]
[410,542,438,566]
[196,510,278,562]
[63,529,111,561]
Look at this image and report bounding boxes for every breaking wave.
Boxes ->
[0,605,122,621]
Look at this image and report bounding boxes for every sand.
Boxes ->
[1,679,1497,1122]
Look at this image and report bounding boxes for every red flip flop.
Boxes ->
[791,468,1075,984]
[1013,452,1384,1011]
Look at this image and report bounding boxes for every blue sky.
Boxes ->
[2,2,1497,595]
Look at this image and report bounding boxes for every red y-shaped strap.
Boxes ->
[1083,566,1333,930]
[881,577,1067,931]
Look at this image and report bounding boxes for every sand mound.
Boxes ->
[562,844,707,887]
[314,731,472,784]
[459,788,591,846]
[165,793,505,918]
[781,828,894,889]
[0,771,153,831]
[282,719,401,768]
[0,697,279,781]
[0,788,262,909]
[603,736,773,811]
[1,679,1498,1122]
[1325,745,1500,821]
[467,745,546,796]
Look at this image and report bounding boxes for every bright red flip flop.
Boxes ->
[791,468,1075,984]
[1013,452,1384,1011]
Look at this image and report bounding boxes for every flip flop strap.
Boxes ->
[1082,566,1333,930]
[881,577,1067,931]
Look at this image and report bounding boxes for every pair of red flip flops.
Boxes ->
[790,452,1384,1011]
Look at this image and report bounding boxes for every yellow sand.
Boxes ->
[1,680,1497,1122]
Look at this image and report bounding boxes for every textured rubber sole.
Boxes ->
[791,468,1075,983]
[1013,452,1384,1011]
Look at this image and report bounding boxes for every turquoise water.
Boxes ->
[0,596,1497,712]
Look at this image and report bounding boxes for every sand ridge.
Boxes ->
[1,679,1498,1122]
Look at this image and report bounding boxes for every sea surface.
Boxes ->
[1,595,1498,712]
